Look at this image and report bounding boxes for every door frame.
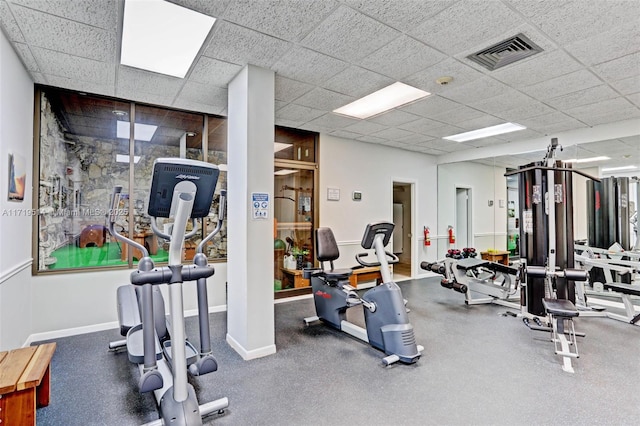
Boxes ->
[455,185,473,249]
[391,178,417,278]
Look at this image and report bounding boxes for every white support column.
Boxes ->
[226,65,276,360]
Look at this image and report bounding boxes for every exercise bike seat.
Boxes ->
[315,227,352,282]
[320,268,353,281]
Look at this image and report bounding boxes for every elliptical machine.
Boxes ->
[108,158,228,425]
[304,222,423,366]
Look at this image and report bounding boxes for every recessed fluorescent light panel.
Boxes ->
[274,142,292,152]
[274,169,298,176]
[565,156,611,164]
[121,0,216,78]
[602,165,637,172]
[116,154,142,164]
[333,82,430,119]
[116,121,158,141]
[443,123,526,142]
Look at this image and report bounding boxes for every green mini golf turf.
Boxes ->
[47,242,169,270]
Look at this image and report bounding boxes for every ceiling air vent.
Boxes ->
[467,33,543,71]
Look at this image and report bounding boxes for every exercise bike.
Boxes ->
[108,158,228,425]
[304,222,423,366]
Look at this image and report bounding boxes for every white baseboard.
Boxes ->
[226,333,276,360]
[24,304,229,346]
[274,293,312,304]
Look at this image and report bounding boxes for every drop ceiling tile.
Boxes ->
[593,52,640,83]
[498,129,544,142]
[424,139,468,153]
[521,69,602,100]
[395,133,435,145]
[172,99,225,116]
[359,35,447,80]
[545,85,620,111]
[292,87,354,111]
[304,113,360,130]
[118,67,184,97]
[428,106,485,126]
[399,95,462,118]
[409,1,525,55]
[275,76,314,103]
[565,20,640,67]
[178,82,227,110]
[610,76,640,96]
[440,77,511,104]
[503,0,571,19]
[404,58,484,95]
[343,0,455,30]
[398,117,448,134]
[203,21,291,68]
[357,134,388,144]
[577,107,640,127]
[368,110,422,127]
[272,46,348,86]
[169,0,230,18]
[457,116,506,131]
[276,103,325,123]
[222,0,338,42]
[46,75,114,97]
[0,1,25,42]
[518,111,576,128]
[189,56,242,87]
[422,124,466,138]
[370,127,415,140]
[31,72,46,84]
[467,138,508,148]
[564,97,635,121]
[467,91,536,114]
[275,100,287,111]
[494,100,555,122]
[323,66,394,98]
[11,4,115,62]
[118,91,177,110]
[490,49,582,88]
[275,118,306,128]
[302,5,399,62]
[32,47,115,85]
[11,0,118,30]
[628,93,640,107]
[329,129,365,140]
[527,0,639,44]
[621,135,640,146]
[539,120,588,135]
[13,42,38,71]
[343,120,388,135]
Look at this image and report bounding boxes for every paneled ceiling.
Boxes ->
[1,0,639,169]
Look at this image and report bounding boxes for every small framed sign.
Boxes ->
[327,187,340,201]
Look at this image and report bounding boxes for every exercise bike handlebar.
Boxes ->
[197,189,227,254]
[355,250,399,267]
[107,185,149,258]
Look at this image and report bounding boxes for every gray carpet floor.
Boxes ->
[35,277,640,425]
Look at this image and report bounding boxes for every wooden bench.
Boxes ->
[0,342,56,425]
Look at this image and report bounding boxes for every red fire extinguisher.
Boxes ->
[423,227,431,246]
[448,226,455,244]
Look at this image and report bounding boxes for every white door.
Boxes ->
[393,203,403,253]
[456,188,469,248]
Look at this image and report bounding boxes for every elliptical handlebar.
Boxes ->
[107,185,149,258]
[355,250,399,267]
[197,189,227,254]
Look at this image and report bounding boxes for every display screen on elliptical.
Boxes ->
[148,158,219,218]
[361,222,394,249]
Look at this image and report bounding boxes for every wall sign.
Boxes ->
[327,187,340,201]
[252,192,269,220]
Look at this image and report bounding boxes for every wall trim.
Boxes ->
[0,258,32,285]
[226,333,276,360]
[474,232,507,237]
[24,303,229,346]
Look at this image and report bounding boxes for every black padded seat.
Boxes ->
[456,258,489,271]
[321,268,353,281]
[485,262,518,275]
[603,282,640,297]
[542,298,579,318]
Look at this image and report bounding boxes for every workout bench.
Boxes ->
[0,342,56,425]
[603,283,640,325]
[542,299,579,373]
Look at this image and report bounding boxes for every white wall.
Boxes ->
[0,29,35,350]
[319,135,438,276]
[437,162,508,258]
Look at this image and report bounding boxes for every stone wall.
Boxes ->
[37,93,228,269]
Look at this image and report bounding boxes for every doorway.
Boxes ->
[393,181,414,280]
[455,187,473,249]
